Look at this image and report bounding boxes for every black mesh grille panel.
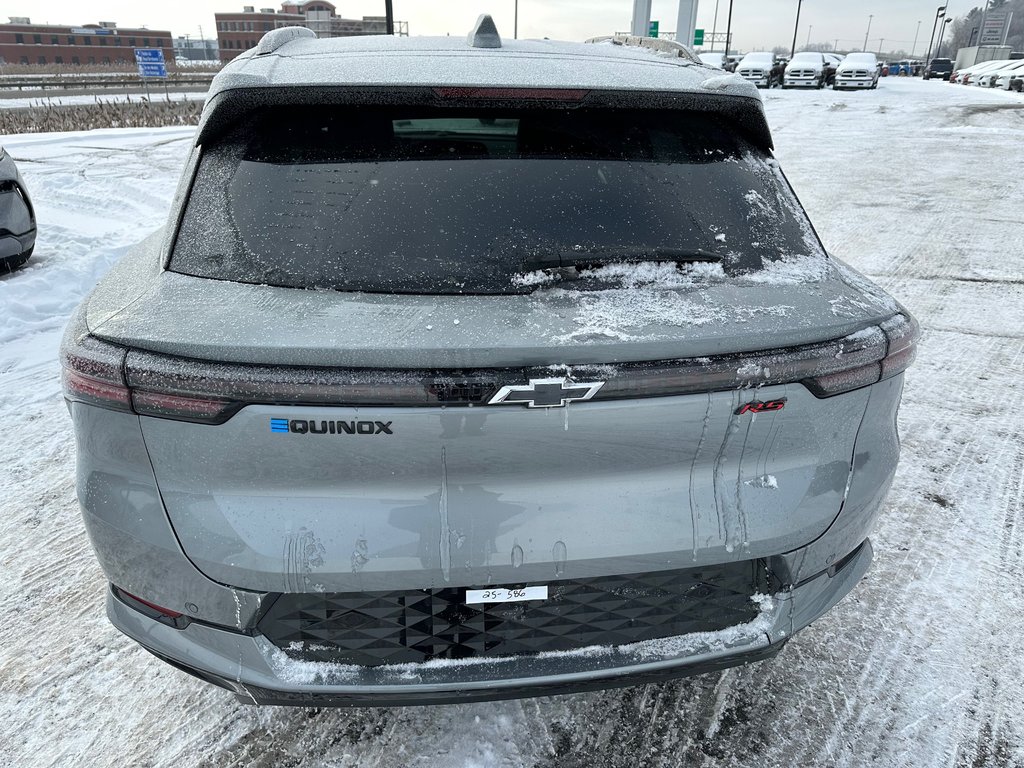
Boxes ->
[257,561,780,667]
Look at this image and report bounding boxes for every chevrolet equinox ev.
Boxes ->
[61,19,917,706]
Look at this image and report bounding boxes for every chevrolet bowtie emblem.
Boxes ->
[487,377,604,408]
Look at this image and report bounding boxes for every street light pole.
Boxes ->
[912,20,921,56]
[863,14,873,51]
[790,0,803,58]
[514,0,518,39]
[385,0,394,34]
[925,5,947,65]
[936,17,952,58]
[806,24,813,49]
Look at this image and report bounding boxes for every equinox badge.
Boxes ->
[270,418,393,435]
[488,377,604,408]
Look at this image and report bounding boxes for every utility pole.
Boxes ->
[912,20,921,56]
[790,0,803,58]
[806,24,813,49]
[724,0,733,56]
[877,38,884,54]
[863,14,873,51]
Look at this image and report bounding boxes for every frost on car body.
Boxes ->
[62,19,917,706]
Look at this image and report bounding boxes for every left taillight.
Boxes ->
[60,319,132,413]
[61,309,237,424]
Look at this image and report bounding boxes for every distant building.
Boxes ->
[174,36,219,62]
[0,18,173,67]
[215,3,406,62]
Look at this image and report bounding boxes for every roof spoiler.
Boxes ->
[585,34,700,64]
[254,26,315,56]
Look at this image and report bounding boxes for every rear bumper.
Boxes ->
[108,539,872,706]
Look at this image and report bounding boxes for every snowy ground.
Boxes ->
[1,78,1022,767]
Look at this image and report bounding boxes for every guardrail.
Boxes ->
[0,74,215,92]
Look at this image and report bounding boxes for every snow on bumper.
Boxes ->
[107,541,872,706]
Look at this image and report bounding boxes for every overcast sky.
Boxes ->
[1,1,975,54]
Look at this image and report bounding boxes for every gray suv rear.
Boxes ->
[62,21,916,706]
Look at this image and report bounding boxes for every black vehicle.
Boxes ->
[0,146,36,272]
[924,58,954,81]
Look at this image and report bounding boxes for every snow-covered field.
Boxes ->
[0,92,208,109]
[1,79,1022,767]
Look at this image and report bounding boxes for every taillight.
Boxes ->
[60,319,131,413]
[595,313,917,400]
[61,310,238,424]
[62,304,918,426]
[800,313,918,396]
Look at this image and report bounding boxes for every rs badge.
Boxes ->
[735,399,786,415]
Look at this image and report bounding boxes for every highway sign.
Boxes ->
[134,48,167,79]
[694,28,705,46]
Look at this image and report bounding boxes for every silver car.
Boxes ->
[62,19,916,706]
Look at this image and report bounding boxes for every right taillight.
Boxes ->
[802,313,918,397]
[595,312,918,401]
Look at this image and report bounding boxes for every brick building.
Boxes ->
[215,3,403,62]
[0,18,173,67]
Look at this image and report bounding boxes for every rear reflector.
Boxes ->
[118,589,183,618]
[113,586,190,629]
[62,310,919,423]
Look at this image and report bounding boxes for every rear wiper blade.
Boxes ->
[518,247,721,274]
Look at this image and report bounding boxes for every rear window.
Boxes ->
[171,106,823,295]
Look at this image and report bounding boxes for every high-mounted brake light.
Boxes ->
[432,87,589,101]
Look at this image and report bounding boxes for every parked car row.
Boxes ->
[948,58,1024,91]
[719,51,880,92]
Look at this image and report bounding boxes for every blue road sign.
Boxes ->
[135,48,167,78]
[134,48,165,63]
[137,62,168,78]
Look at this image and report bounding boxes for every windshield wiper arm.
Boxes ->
[518,247,721,274]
